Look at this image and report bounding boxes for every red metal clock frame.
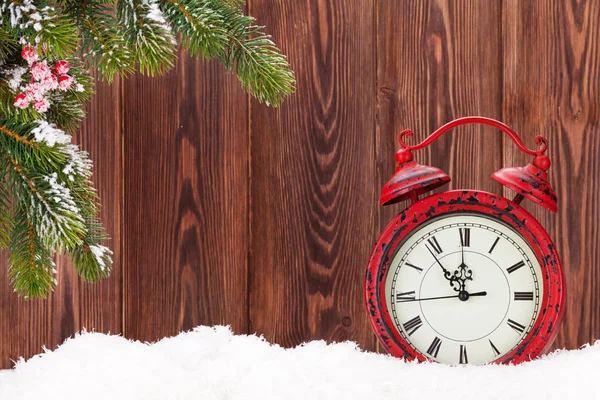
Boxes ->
[365,190,565,364]
[366,117,566,364]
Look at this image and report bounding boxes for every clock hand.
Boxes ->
[453,263,473,292]
[426,244,453,281]
[397,291,487,303]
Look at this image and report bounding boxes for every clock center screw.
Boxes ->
[458,291,469,301]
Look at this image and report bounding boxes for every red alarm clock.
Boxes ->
[365,117,565,365]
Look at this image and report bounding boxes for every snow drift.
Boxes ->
[0,326,598,400]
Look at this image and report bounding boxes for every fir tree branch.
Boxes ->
[0,124,35,146]
[0,0,295,298]
[0,0,78,57]
[221,19,295,106]
[7,153,86,250]
[0,167,12,248]
[57,0,134,82]
[160,0,229,58]
[159,0,295,105]
[70,216,112,281]
[8,204,56,298]
[0,26,19,62]
[118,0,177,76]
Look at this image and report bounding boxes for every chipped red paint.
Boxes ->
[365,190,565,365]
[380,160,451,206]
[492,163,558,213]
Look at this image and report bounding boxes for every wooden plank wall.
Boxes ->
[0,0,598,367]
[502,1,600,349]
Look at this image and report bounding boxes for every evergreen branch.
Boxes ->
[159,0,295,105]
[0,0,295,298]
[0,158,13,248]
[0,26,19,62]
[70,216,112,281]
[118,0,177,76]
[46,93,86,131]
[0,0,78,57]
[8,204,56,298]
[160,0,229,58]
[0,124,35,146]
[222,22,295,106]
[57,0,134,81]
[2,127,87,251]
[0,121,65,174]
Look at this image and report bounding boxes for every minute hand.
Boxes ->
[398,291,487,303]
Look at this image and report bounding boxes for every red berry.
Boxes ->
[14,93,30,109]
[54,60,70,75]
[33,98,49,113]
[21,46,37,64]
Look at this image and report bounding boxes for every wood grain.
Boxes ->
[502,0,600,350]
[122,50,249,341]
[0,76,122,369]
[249,0,378,351]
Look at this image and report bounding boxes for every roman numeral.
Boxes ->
[514,291,534,301]
[507,260,525,274]
[489,237,500,253]
[427,337,442,358]
[427,236,442,254]
[459,345,468,364]
[396,291,416,302]
[402,316,423,336]
[459,228,470,247]
[489,340,501,357]
[404,261,423,273]
[507,319,526,334]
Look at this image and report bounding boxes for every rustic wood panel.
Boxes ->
[249,0,378,351]
[0,76,122,369]
[502,0,600,350]
[122,51,249,341]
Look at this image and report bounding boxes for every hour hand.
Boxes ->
[426,244,453,281]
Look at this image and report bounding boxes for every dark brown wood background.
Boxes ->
[1,0,599,368]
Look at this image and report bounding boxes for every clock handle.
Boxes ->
[390,116,557,213]
[397,116,548,157]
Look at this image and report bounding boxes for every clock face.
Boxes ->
[384,213,543,365]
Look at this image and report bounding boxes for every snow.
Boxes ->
[32,121,72,147]
[144,1,167,25]
[0,326,597,399]
[32,121,93,181]
[88,244,113,271]
[0,0,52,31]
[3,66,28,91]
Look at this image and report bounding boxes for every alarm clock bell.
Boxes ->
[380,146,450,206]
[492,155,557,213]
[380,117,558,213]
